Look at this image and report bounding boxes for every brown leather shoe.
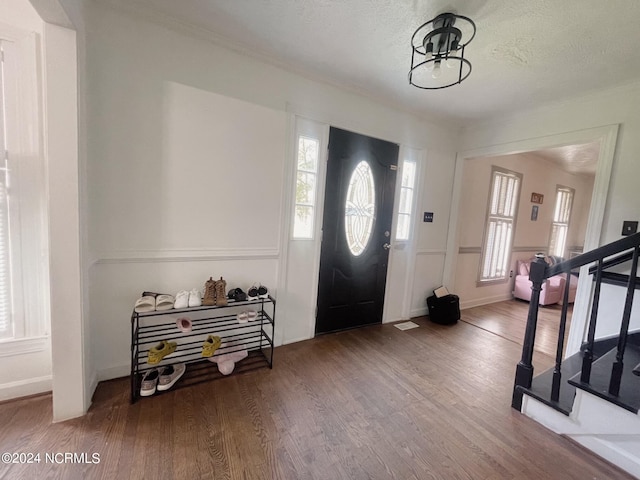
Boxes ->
[203,277,216,306]
[215,277,228,306]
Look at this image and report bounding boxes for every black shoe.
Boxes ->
[227,288,247,302]
[248,285,259,298]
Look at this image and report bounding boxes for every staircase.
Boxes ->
[512,232,640,478]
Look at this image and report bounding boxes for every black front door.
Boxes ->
[315,127,399,334]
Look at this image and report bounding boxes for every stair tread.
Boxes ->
[568,344,640,414]
[522,352,583,415]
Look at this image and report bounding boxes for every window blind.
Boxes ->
[0,42,12,339]
[480,169,521,281]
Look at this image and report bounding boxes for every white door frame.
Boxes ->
[443,124,619,356]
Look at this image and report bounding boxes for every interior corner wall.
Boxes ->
[459,82,640,329]
[409,148,456,317]
[453,154,594,309]
[85,3,459,380]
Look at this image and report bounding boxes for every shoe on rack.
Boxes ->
[140,369,160,396]
[227,288,247,302]
[188,288,202,307]
[155,294,175,311]
[247,285,259,300]
[174,290,189,309]
[203,277,216,306]
[202,335,222,357]
[176,317,192,333]
[237,311,248,324]
[247,310,258,321]
[258,285,268,299]
[147,340,177,365]
[134,295,156,313]
[157,363,186,391]
[215,277,228,307]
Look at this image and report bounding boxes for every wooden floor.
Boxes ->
[0,302,632,480]
[461,299,572,360]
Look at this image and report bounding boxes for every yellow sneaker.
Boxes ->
[147,340,177,365]
[202,335,222,357]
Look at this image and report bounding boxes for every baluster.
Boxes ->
[512,254,546,410]
[551,270,571,402]
[581,259,603,384]
[609,246,639,396]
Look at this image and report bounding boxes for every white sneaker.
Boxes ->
[174,290,189,309]
[188,288,202,307]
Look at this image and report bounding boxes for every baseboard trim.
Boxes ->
[410,307,428,318]
[0,375,52,402]
[87,370,98,404]
[569,435,640,479]
[98,365,129,382]
[460,294,513,310]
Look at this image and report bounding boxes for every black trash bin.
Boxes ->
[427,293,460,325]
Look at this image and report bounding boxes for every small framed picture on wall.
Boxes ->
[531,192,544,204]
[531,205,539,221]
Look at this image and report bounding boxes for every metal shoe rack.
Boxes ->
[130,295,275,403]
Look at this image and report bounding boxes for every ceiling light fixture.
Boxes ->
[408,12,476,90]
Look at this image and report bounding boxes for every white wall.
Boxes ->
[459,82,640,348]
[86,3,459,379]
[453,152,594,309]
[409,149,456,317]
[44,21,85,421]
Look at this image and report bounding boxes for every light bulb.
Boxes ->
[431,60,442,79]
[425,41,434,61]
[446,51,457,69]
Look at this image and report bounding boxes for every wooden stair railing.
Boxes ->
[512,232,640,412]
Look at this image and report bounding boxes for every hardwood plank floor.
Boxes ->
[461,299,572,360]
[0,310,632,480]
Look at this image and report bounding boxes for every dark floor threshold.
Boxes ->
[568,344,640,414]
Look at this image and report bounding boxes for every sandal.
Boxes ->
[134,296,156,313]
[155,294,175,311]
[202,335,222,357]
[147,340,177,364]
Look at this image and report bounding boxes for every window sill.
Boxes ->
[0,335,49,358]
[476,278,508,287]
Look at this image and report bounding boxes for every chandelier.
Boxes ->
[408,12,476,90]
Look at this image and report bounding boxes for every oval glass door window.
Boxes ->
[345,161,376,256]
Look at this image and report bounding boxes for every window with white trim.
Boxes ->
[0,30,46,347]
[0,40,22,340]
[292,135,320,239]
[549,185,574,257]
[479,167,522,283]
[396,159,416,241]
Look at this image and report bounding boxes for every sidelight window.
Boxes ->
[395,159,416,241]
[293,135,320,239]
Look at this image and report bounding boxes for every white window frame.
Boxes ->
[395,157,417,242]
[478,166,522,285]
[0,26,49,353]
[291,127,321,240]
[549,185,575,258]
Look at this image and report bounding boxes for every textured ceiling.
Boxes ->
[531,142,600,176]
[115,0,640,127]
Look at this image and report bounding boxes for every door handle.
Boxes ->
[383,243,391,250]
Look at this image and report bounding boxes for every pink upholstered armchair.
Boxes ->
[513,259,566,306]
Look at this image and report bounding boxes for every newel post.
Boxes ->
[512,253,547,410]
